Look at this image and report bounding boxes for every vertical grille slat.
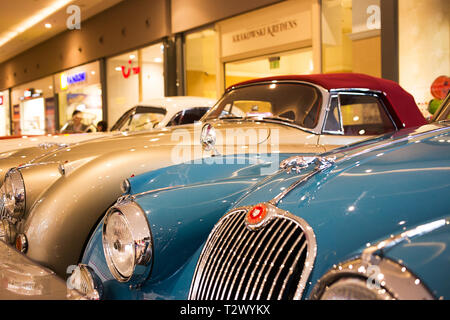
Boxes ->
[189,207,315,300]
[226,219,279,300]
[254,223,298,300]
[193,211,243,299]
[200,212,243,300]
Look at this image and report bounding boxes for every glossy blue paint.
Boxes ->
[235,124,450,298]
[82,153,302,299]
[82,123,450,300]
[383,220,450,299]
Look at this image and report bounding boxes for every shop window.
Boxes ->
[11,76,54,135]
[0,91,10,136]
[107,43,165,127]
[224,48,313,89]
[399,0,450,118]
[54,61,102,132]
[321,0,381,77]
[185,28,218,99]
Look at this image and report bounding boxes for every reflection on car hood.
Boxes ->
[29,121,295,166]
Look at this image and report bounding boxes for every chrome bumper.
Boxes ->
[0,240,84,300]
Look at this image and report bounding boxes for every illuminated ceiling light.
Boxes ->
[0,0,75,47]
[45,23,52,29]
[154,57,163,63]
[129,54,136,60]
[115,67,122,71]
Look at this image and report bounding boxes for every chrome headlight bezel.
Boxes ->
[309,257,435,300]
[67,264,103,300]
[102,199,153,284]
[0,168,26,220]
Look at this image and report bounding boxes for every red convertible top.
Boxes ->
[230,73,427,128]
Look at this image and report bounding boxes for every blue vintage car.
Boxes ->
[68,95,449,300]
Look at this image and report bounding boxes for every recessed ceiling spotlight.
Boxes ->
[45,23,52,29]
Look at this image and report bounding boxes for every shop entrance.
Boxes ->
[224,48,313,89]
[20,97,46,135]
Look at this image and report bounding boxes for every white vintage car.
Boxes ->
[0,96,215,154]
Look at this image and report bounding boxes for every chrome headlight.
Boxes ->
[102,200,153,283]
[0,168,25,220]
[310,257,434,300]
[319,277,394,300]
[67,264,103,300]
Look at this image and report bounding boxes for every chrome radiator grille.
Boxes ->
[189,206,315,300]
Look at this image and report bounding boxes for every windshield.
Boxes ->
[201,82,322,129]
[433,94,450,122]
[111,106,167,132]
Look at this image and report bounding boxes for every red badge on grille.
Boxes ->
[246,204,268,225]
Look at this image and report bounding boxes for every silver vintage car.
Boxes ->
[0,73,426,278]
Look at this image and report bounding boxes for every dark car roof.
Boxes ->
[229,73,427,129]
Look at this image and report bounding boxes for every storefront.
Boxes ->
[106,42,165,127]
[0,90,10,136]
[10,77,54,136]
[399,0,449,117]
[54,61,103,131]
[184,0,320,99]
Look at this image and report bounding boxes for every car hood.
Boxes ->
[233,122,450,297]
[26,120,302,166]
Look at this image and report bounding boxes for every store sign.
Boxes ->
[121,60,140,79]
[20,88,42,101]
[60,71,87,90]
[220,1,312,59]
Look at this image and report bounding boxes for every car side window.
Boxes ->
[168,107,210,126]
[338,94,395,136]
[323,96,342,133]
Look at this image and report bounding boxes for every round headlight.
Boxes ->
[67,264,103,300]
[320,278,394,300]
[102,201,153,283]
[0,169,25,219]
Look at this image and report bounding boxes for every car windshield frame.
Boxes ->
[200,81,324,130]
[110,106,167,131]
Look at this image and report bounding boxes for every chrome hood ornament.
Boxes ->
[200,123,220,156]
[280,155,336,174]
